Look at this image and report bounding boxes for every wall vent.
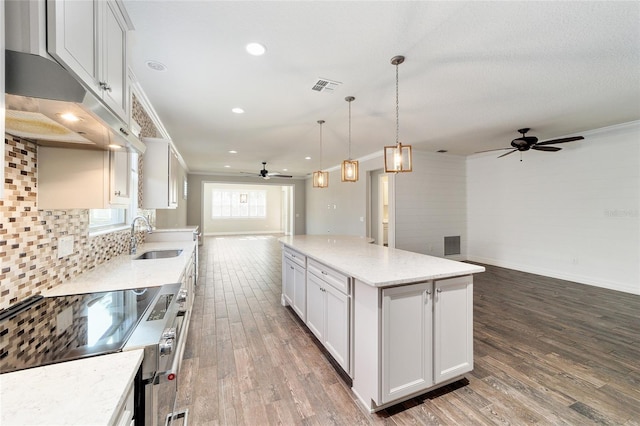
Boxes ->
[311,78,342,93]
[444,236,461,256]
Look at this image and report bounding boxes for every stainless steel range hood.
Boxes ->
[5,50,145,153]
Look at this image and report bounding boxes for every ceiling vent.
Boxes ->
[311,78,342,93]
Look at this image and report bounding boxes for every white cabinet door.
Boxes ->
[101,0,128,119]
[142,138,179,209]
[283,258,295,306]
[382,282,433,403]
[434,276,473,383]
[47,0,98,89]
[324,283,349,372]
[291,261,306,321]
[306,272,325,342]
[48,0,130,122]
[109,149,131,205]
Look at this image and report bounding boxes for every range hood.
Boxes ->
[5,50,145,153]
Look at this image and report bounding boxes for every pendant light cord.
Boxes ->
[348,100,352,159]
[318,120,324,170]
[395,61,400,145]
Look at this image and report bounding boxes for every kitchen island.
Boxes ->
[279,235,485,412]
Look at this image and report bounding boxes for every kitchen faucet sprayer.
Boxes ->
[130,215,153,255]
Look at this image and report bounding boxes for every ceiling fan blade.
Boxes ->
[268,173,293,178]
[475,147,514,154]
[531,145,561,152]
[497,149,517,158]
[536,136,584,146]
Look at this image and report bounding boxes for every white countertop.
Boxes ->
[279,235,484,287]
[44,240,197,296]
[0,350,143,425]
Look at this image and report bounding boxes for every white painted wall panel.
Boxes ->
[395,152,467,259]
[467,122,640,294]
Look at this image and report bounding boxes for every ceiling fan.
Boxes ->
[477,128,585,159]
[253,162,292,179]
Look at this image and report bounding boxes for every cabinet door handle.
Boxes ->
[290,266,294,270]
[99,81,113,92]
[114,190,121,196]
[119,127,129,136]
[321,271,328,275]
[436,288,442,293]
[426,290,431,295]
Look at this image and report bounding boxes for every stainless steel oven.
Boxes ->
[0,282,191,426]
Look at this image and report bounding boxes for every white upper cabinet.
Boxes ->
[38,147,131,209]
[142,138,180,209]
[47,0,131,121]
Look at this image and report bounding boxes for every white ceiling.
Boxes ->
[123,1,640,177]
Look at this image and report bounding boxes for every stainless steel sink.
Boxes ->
[135,249,183,260]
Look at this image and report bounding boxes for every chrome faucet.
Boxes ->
[130,215,153,255]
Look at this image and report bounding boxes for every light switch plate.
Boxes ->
[58,235,74,258]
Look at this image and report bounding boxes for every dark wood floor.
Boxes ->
[175,235,640,425]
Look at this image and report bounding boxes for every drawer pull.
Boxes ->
[321,271,328,275]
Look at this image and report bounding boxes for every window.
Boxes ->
[212,189,266,218]
[89,208,127,229]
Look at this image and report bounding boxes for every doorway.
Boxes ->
[369,169,394,247]
[201,182,294,236]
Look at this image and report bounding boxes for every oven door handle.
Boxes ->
[166,316,188,378]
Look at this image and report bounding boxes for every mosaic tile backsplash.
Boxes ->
[0,136,135,311]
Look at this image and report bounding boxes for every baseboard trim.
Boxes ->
[467,255,639,295]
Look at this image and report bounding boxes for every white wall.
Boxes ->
[467,122,640,295]
[305,155,381,236]
[202,183,283,235]
[306,151,468,260]
[395,151,467,259]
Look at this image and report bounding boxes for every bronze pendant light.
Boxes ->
[341,96,359,182]
[312,120,329,188]
[384,55,413,173]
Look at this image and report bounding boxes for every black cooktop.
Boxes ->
[0,287,160,374]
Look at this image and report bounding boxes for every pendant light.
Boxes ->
[341,96,359,182]
[312,120,329,188]
[384,55,413,173]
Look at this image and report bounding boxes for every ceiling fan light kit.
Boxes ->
[384,55,413,173]
[342,96,359,182]
[313,120,329,188]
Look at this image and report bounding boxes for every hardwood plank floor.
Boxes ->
[174,235,640,425]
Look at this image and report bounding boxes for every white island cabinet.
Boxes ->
[279,235,484,412]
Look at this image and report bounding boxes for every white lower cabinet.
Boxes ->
[382,282,433,403]
[434,276,474,383]
[355,274,474,411]
[306,269,350,374]
[284,257,306,320]
[282,248,306,321]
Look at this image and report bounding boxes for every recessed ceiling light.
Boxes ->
[224,165,230,168]
[305,156,311,160]
[231,108,245,114]
[246,42,266,56]
[283,168,288,171]
[146,60,167,71]
[229,150,237,154]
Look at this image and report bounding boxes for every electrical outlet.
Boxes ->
[58,236,74,258]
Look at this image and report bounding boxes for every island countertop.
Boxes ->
[279,235,484,287]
